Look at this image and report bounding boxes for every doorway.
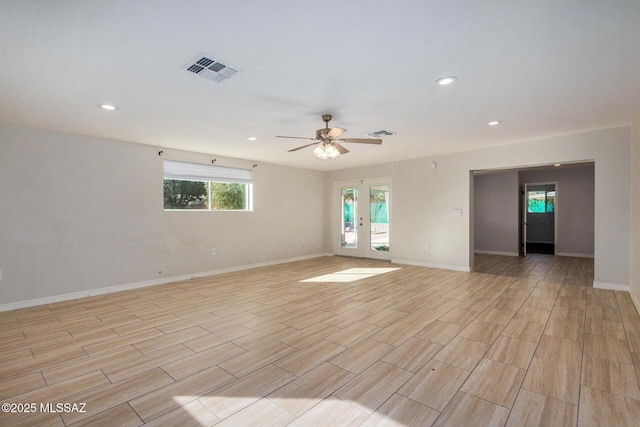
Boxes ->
[473,162,594,276]
[334,178,391,260]
[522,183,557,255]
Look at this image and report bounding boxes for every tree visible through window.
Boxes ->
[162,160,252,211]
[211,182,247,210]
[163,180,250,210]
[527,190,555,213]
[163,180,207,209]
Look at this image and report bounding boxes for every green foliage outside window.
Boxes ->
[164,179,249,210]
[527,190,555,213]
[163,180,207,209]
[211,182,247,210]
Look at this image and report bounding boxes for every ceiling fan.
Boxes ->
[275,114,383,159]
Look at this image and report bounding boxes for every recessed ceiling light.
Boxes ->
[98,104,118,111]
[246,137,257,141]
[488,121,502,126]
[435,76,457,85]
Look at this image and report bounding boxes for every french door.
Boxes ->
[334,178,391,260]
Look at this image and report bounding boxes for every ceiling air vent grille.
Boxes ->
[184,55,239,83]
[366,130,395,138]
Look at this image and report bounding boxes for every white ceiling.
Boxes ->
[1,0,639,171]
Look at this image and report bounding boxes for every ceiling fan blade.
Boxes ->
[332,142,349,154]
[276,135,317,141]
[337,138,383,144]
[327,127,346,140]
[287,142,320,152]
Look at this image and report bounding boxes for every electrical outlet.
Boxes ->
[211,248,217,256]
[425,243,430,250]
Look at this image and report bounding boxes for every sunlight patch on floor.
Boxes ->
[173,397,220,425]
[300,267,401,283]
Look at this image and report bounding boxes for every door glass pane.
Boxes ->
[341,187,357,248]
[546,191,555,212]
[527,190,546,213]
[370,185,389,251]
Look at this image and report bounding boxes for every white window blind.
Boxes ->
[163,160,252,184]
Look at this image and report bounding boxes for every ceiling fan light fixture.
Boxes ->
[313,143,340,159]
[312,145,324,158]
[325,144,340,158]
[278,115,381,158]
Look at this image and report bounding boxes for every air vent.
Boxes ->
[184,54,239,83]
[366,130,395,138]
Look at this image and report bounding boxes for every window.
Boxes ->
[163,160,252,210]
[527,190,555,213]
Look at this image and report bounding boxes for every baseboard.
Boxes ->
[0,253,332,313]
[392,259,471,272]
[594,282,640,316]
[186,253,335,279]
[556,252,594,258]
[474,250,520,257]
[630,289,640,318]
[593,282,630,292]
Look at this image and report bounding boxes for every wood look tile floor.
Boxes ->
[1,255,640,426]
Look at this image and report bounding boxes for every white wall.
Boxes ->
[327,126,631,286]
[0,124,327,307]
[1,123,633,308]
[473,171,520,255]
[631,111,640,306]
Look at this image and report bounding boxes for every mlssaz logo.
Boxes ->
[40,402,87,413]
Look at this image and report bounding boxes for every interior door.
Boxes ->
[335,179,391,260]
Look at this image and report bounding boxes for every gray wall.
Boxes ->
[521,165,595,256]
[473,171,520,255]
[0,124,327,307]
[473,165,596,257]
